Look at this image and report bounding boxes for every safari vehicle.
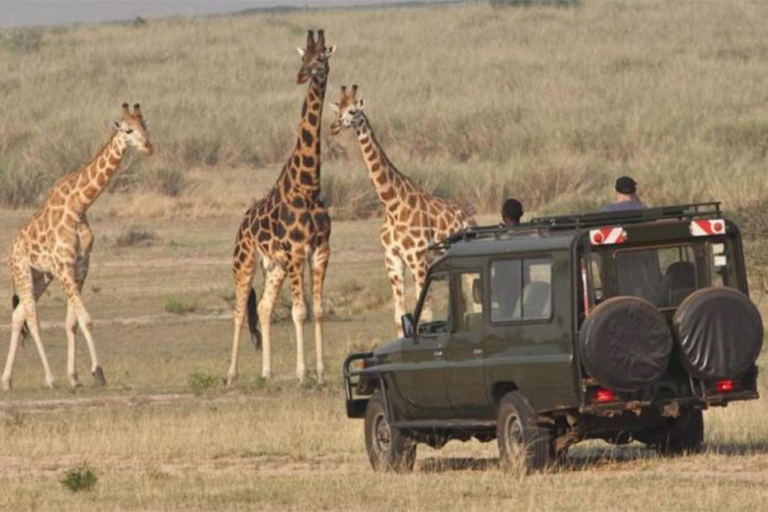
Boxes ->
[344,202,763,472]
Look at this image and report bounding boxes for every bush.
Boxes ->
[115,225,159,248]
[0,161,47,208]
[187,371,220,391]
[0,29,43,54]
[60,464,98,493]
[320,172,379,220]
[164,297,196,315]
[144,167,188,197]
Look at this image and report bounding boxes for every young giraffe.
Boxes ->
[330,85,475,335]
[2,104,153,391]
[227,30,335,385]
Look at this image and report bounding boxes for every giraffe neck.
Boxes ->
[72,133,128,214]
[280,69,328,196]
[354,114,410,208]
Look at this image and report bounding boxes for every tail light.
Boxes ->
[716,379,734,393]
[593,388,617,403]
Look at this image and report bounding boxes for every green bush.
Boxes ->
[187,372,221,391]
[60,464,98,493]
[164,297,196,315]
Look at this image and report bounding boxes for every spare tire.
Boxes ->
[580,297,673,391]
[673,287,763,379]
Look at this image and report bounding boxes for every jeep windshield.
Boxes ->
[589,238,740,310]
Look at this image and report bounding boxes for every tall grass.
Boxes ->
[1,2,768,215]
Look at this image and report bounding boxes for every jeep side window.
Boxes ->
[455,272,484,332]
[490,257,553,322]
[416,274,450,336]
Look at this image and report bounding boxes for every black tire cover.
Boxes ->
[673,287,763,379]
[580,297,673,391]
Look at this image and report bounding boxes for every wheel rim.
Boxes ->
[373,412,392,454]
[503,412,525,459]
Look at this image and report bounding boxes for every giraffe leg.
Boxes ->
[228,240,257,386]
[13,267,55,389]
[287,261,308,382]
[65,301,81,388]
[408,254,431,323]
[2,301,27,391]
[258,261,287,380]
[68,251,90,389]
[310,244,330,383]
[384,249,406,337]
[57,270,103,386]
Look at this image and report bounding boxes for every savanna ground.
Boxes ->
[1,0,768,510]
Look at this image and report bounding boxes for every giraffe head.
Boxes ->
[296,29,335,85]
[330,84,365,135]
[113,103,153,155]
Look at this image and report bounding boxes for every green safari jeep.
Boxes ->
[344,203,763,472]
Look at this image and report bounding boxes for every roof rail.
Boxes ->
[430,202,722,251]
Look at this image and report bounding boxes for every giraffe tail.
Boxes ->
[247,288,262,351]
[11,295,29,345]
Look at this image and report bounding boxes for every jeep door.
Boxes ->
[484,252,578,411]
[390,273,453,419]
[445,270,491,418]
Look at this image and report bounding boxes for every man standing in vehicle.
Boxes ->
[601,176,644,212]
[501,198,524,227]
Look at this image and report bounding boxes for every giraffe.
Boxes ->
[2,103,153,391]
[330,85,476,335]
[227,30,335,385]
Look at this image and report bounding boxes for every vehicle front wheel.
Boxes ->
[497,391,553,473]
[364,391,416,472]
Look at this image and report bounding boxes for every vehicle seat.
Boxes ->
[515,281,552,319]
[462,278,484,331]
[664,261,696,306]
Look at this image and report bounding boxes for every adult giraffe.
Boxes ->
[2,103,153,391]
[330,85,475,335]
[227,30,334,385]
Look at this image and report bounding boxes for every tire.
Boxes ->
[364,392,416,472]
[579,297,673,391]
[638,409,704,456]
[496,391,553,473]
[673,287,763,379]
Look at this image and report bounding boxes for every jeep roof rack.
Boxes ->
[431,202,722,251]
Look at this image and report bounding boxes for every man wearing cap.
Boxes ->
[601,176,644,212]
[501,198,524,227]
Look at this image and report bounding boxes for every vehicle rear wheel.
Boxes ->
[638,409,704,455]
[497,391,553,473]
[364,392,416,472]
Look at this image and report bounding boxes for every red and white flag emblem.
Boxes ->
[590,227,627,245]
[690,219,726,237]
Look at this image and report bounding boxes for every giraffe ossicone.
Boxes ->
[330,84,476,336]
[2,103,153,391]
[227,30,334,386]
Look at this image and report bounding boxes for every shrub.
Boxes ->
[60,464,98,493]
[115,226,159,248]
[187,372,220,391]
[143,167,188,197]
[0,161,47,208]
[165,297,196,315]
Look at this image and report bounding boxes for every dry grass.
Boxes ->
[0,211,763,511]
[2,1,768,216]
[1,2,768,510]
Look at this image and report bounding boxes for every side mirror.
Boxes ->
[401,313,415,338]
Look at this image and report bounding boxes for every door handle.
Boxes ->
[434,350,443,357]
[473,348,483,356]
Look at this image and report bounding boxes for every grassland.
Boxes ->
[3,1,768,217]
[1,1,768,510]
[0,208,766,511]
